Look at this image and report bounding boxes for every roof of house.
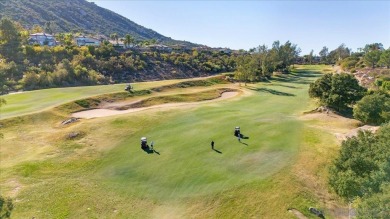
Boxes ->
[30,33,54,37]
[75,36,100,41]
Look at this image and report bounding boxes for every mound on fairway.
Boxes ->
[72,89,240,119]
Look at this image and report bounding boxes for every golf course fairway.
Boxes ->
[0,65,354,218]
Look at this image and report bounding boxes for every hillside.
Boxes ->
[0,0,196,46]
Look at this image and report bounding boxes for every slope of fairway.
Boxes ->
[1,65,350,218]
[0,77,209,119]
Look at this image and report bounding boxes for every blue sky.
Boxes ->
[89,0,390,55]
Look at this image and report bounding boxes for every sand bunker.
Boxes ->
[72,91,239,119]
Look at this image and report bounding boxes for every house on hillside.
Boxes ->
[193,46,211,51]
[75,36,101,46]
[211,47,232,54]
[109,40,125,49]
[148,44,172,52]
[28,33,57,46]
[171,44,191,52]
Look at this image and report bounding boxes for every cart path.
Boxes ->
[72,91,240,119]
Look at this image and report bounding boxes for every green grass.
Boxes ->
[0,77,218,119]
[0,65,351,218]
[121,88,236,109]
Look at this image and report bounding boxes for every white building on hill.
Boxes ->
[75,36,101,46]
[28,33,57,46]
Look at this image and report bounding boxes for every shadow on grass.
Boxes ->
[142,147,160,155]
[334,107,354,119]
[241,134,249,139]
[248,87,295,96]
[290,69,323,78]
[271,69,323,84]
[213,149,222,154]
[272,75,311,85]
[240,142,248,146]
[270,84,299,89]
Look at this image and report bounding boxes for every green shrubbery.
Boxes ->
[0,195,13,219]
[353,91,390,125]
[0,18,238,93]
[329,123,390,217]
[309,73,366,112]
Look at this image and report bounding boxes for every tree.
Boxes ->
[31,24,44,33]
[319,46,329,64]
[63,33,74,46]
[329,123,390,200]
[0,18,21,62]
[382,81,390,91]
[0,193,13,218]
[44,21,53,34]
[364,50,382,68]
[234,55,258,86]
[110,33,119,45]
[353,91,390,125]
[308,50,314,64]
[309,73,366,112]
[363,43,384,53]
[268,40,300,72]
[123,34,135,48]
[356,184,390,219]
[329,44,350,63]
[328,73,366,111]
[378,49,390,68]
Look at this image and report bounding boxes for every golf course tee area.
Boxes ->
[0,65,354,218]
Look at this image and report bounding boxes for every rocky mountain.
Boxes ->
[0,0,196,46]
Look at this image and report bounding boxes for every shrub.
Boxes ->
[0,195,14,218]
[353,92,390,125]
[375,78,383,87]
[382,81,390,91]
[329,123,390,200]
[309,73,366,112]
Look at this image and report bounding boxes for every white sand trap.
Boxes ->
[72,92,239,119]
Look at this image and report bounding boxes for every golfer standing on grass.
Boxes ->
[211,140,214,150]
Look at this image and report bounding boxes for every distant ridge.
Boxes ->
[0,0,198,46]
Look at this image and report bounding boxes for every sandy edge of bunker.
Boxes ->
[72,91,240,119]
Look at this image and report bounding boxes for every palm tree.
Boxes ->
[110,33,118,45]
[123,34,135,48]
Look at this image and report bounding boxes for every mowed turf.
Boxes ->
[0,78,203,119]
[0,66,341,218]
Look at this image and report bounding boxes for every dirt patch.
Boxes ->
[335,125,380,141]
[4,179,22,198]
[300,111,368,142]
[288,208,308,219]
[72,91,240,119]
[61,117,79,125]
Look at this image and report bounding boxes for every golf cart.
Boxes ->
[125,84,133,92]
[234,127,240,137]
